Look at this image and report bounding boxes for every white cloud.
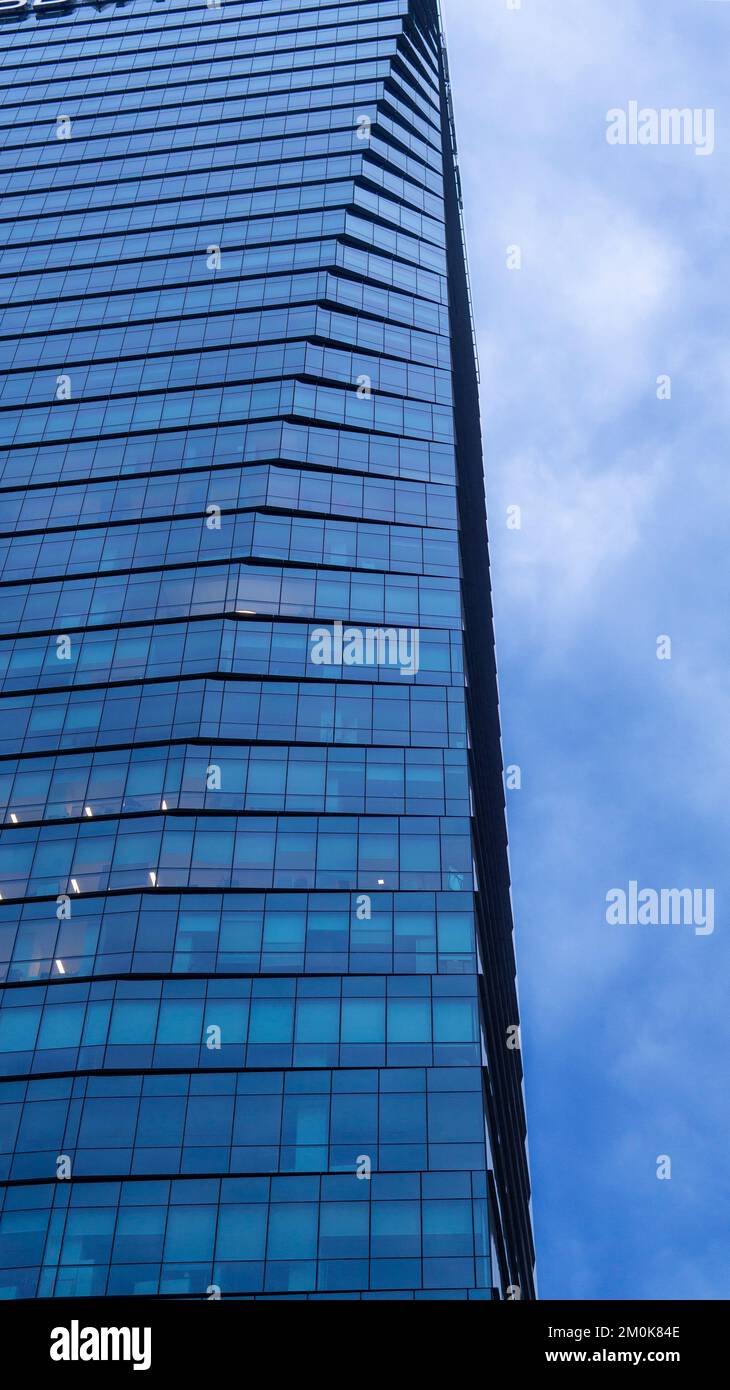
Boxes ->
[444,0,730,1298]
[493,447,663,633]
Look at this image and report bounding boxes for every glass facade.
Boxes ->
[0,0,534,1299]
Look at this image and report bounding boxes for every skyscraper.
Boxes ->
[0,0,534,1300]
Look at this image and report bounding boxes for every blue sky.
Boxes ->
[444,0,730,1299]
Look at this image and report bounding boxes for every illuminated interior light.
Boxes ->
[161,800,168,811]
[149,871,157,886]
[84,806,93,817]
[377,879,385,885]
[71,879,80,894]
[10,813,18,824]
[55,959,66,975]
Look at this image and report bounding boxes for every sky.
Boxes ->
[443,0,730,1300]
